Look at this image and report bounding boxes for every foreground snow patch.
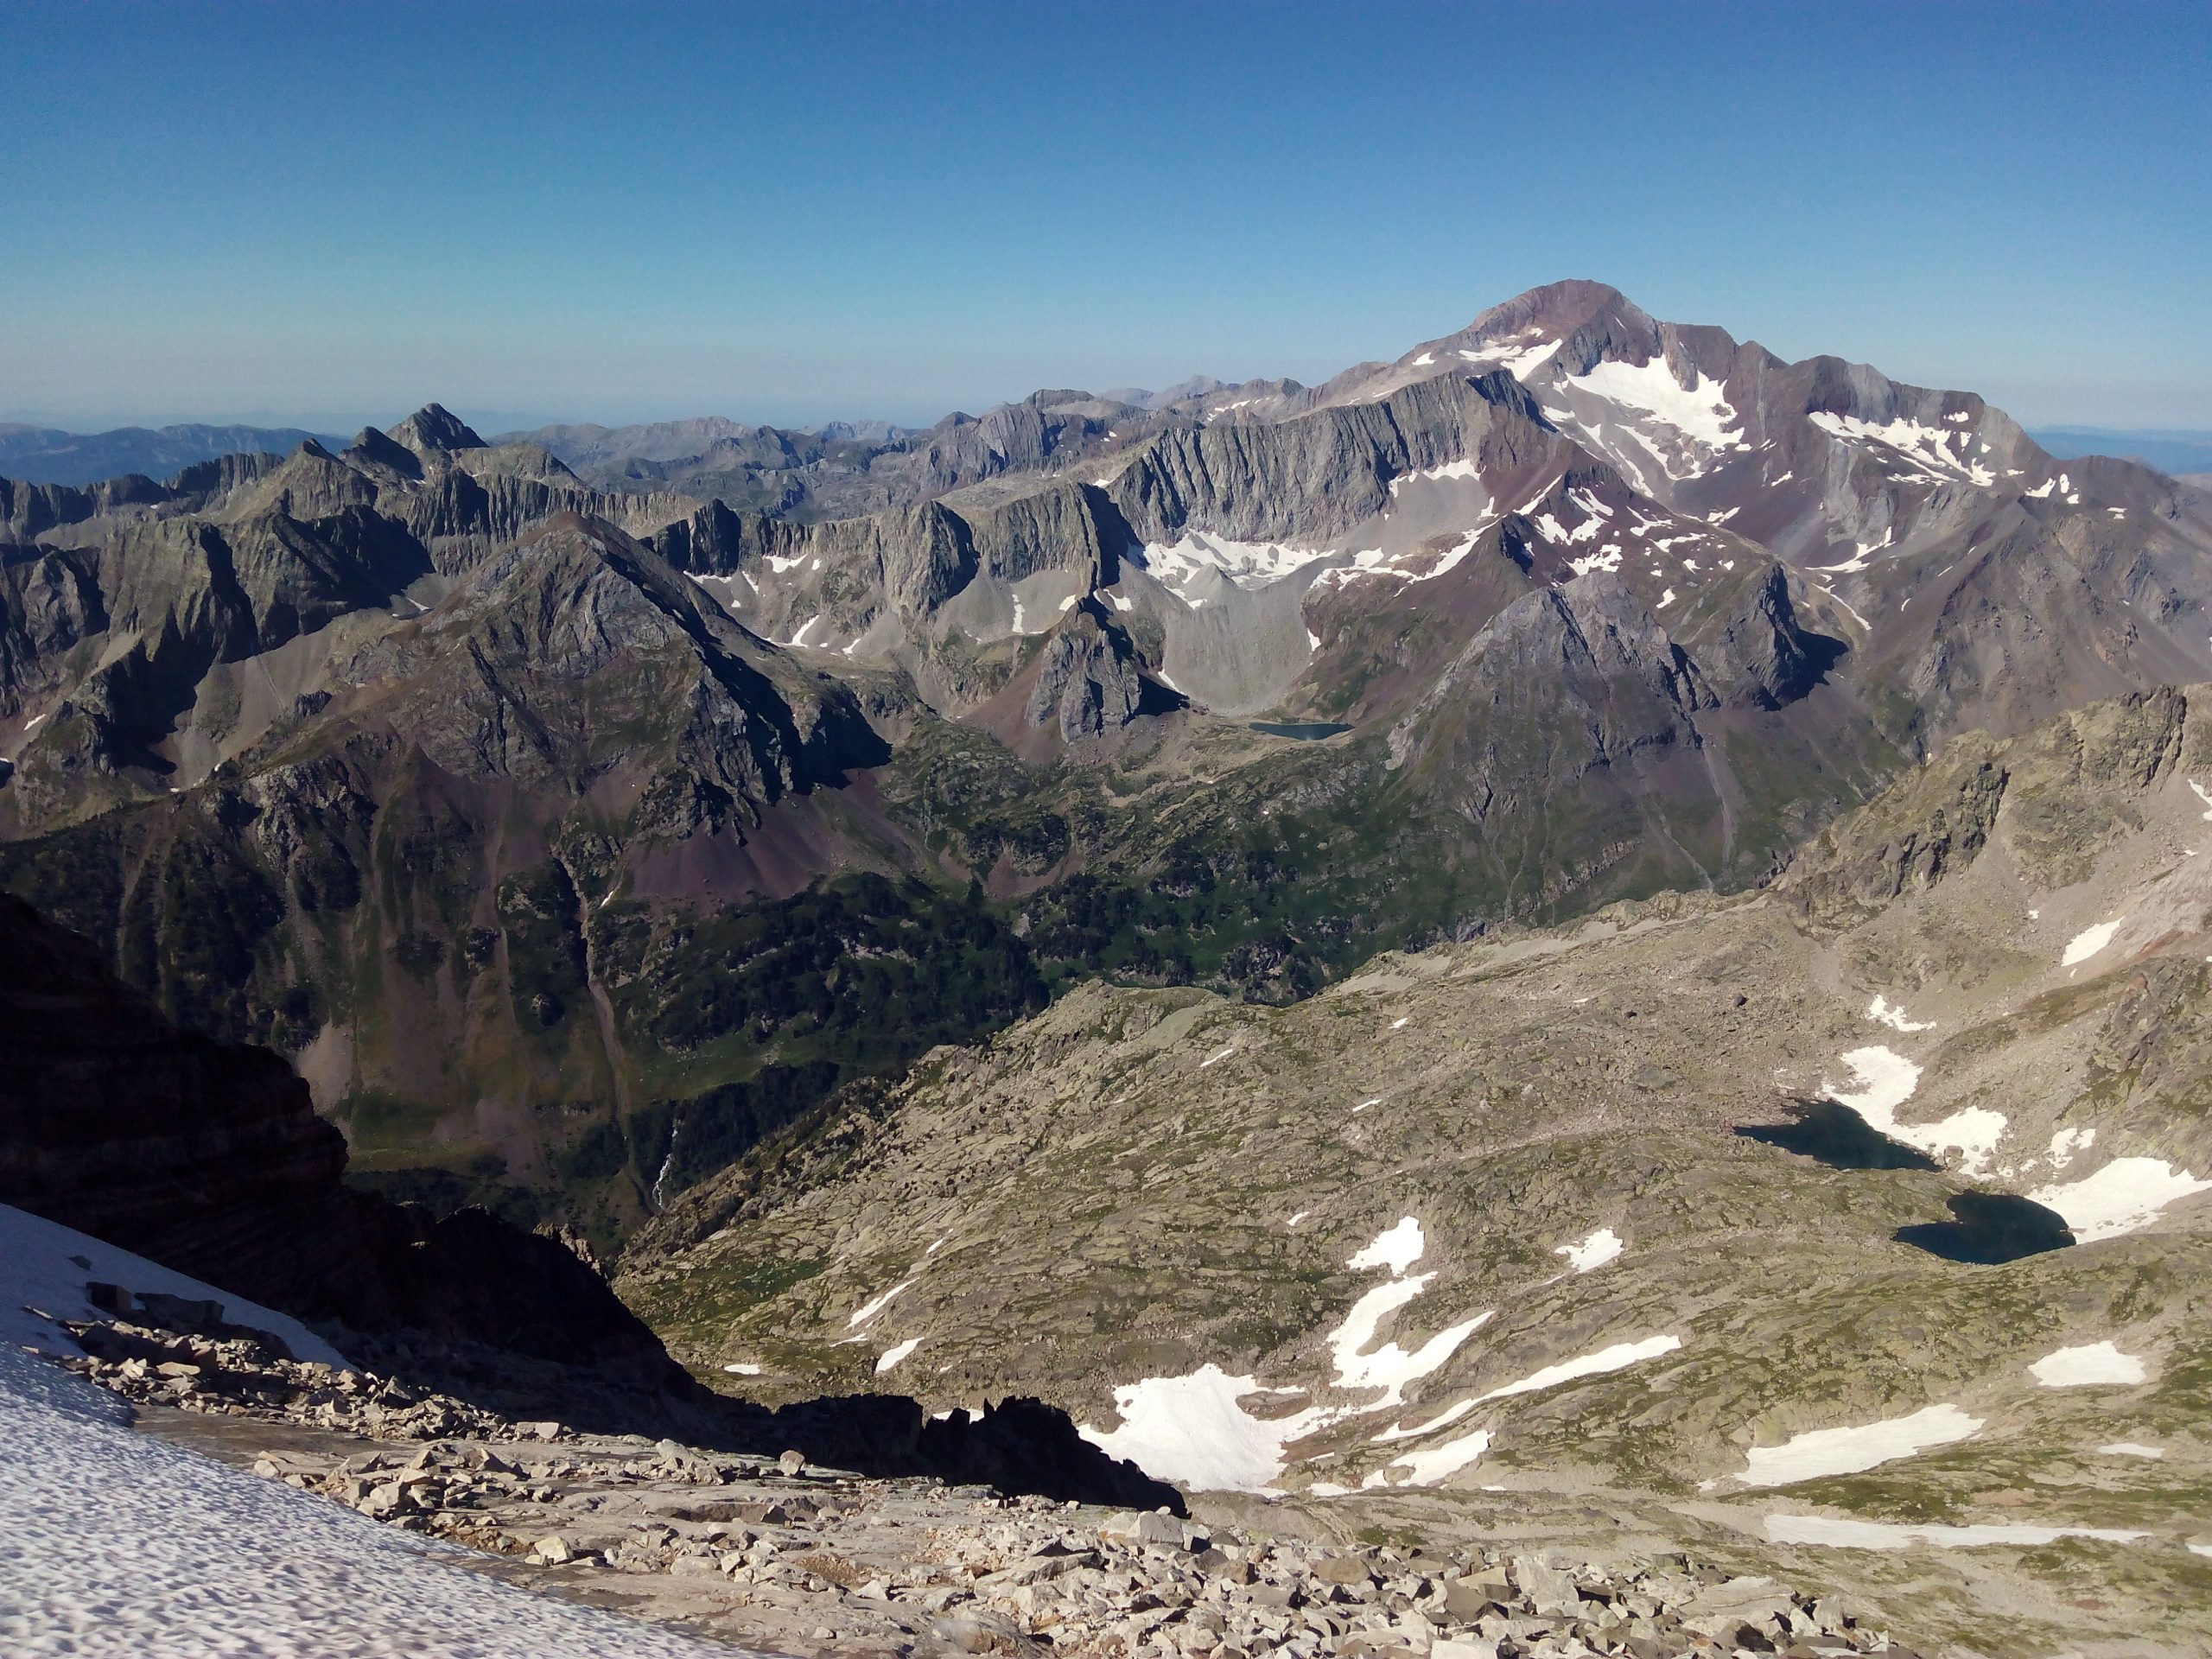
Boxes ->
[0,1346,733,1659]
[0,1202,349,1369]
[2031,1341,2147,1388]
[2030,1157,2212,1241]
[874,1337,922,1374]
[1764,1513,2145,1551]
[1474,1335,1681,1402]
[1736,1403,1981,1488]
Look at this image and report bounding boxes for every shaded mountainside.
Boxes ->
[0,888,677,1382]
[3,288,2210,1257]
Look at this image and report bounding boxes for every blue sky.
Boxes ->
[3,1,2207,432]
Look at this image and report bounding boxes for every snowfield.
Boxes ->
[0,1340,741,1658]
[1735,1403,1982,1488]
[2030,1157,2212,1241]
[2030,1341,2147,1388]
[0,1202,349,1370]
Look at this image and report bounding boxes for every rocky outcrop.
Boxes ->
[1023,603,1147,741]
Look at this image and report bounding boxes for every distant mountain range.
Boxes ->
[0,423,345,487]
[2029,425,2212,477]
[3,280,2209,1258]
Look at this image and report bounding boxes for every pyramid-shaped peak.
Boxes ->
[387,404,486,455]
[1455,280,1647,346]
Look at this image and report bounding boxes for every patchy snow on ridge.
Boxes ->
[1736,1403,1983,1487]
[2031,1342,2146,1388]
[1824,1046,2005,1174]
[2030,1157,2212,1241]
[1866,995,1934,1032]
[1554,1228,1624,1274]
[1475,1335,1680,1402]
[1808,412,1996,488]
[0,1346,730,1659]
[1135,531,1332,596]
[1764,1513,2145,1551]
[1565,359,1744,451]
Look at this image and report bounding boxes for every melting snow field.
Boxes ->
[1554,1228,1624,1274]
[1475,1335,1681,1403]
[2031,1342,2147,1388]
[2100,1442,2166,1459]
[1736,1404,1983,1488]
[2029,1157,2212,1241]
[1764,1513,2145,1551]
[0,1344,734,1659]
[1823,1046,2005,1174]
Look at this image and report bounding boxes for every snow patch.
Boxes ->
[2031,1342,2146,1388]
[2061,919,2122,967]
[847,1277,917,1329]
[1823,1046,2005,1175]
[1080,1364,1327,1492]
[1366,1427,1491,1489]
[1736,1403,1982,1487]
[0,1203,350,1370]
[1554,1228,1623,1274]
[0,1344,726,1657]
[1566,359,1744,451]
[1866,995,1934,1032]
[1475,1335,1681,1402]
[2030,1158,2212,1241]
[1348,1217,1426,1276]
[721,1362,763,1376]
[874,1337,922,1374]
[2099,1442,2164,1459]
[1373,1399,1478,1444]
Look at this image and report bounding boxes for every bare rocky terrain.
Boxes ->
[49,1304,1943,1659]
[620,687,2212,1656]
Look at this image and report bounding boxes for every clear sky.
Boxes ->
[3,0,2207,434]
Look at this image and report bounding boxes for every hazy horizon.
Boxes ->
[5,3,2209,433]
